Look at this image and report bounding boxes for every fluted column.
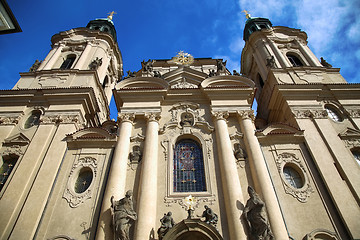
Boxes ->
[237,110,288,240]
[42,43,65,70]
[212,111,246,240]
[95,113,134,240]
[134,113,161,240]
[74,41,93,69]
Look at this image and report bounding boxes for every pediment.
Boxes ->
[201,75,255,89]
[67,127,115,140]
[163,66,207,88]
[257,123,303,136]
[4,133,30,146]
[116,77,168,89]
[339,127,360,139]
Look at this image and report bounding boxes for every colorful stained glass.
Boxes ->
[173,139,206,192]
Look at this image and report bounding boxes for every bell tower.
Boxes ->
[13,16,123,125]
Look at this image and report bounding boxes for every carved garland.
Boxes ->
[276,152,313,202]
[63,157,97,208]
[164,195,216,208]
[292,109,328,119]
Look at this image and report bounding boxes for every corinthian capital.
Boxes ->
[236,110,255,120]
[145,112,161,123]
[118,113,135,123]
[211,111,229,120]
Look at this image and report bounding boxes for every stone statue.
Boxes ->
[233,70,241,76]
[244,186,274,240]
[89,57,103,70]
[208,69,216,77]
[180,112,193,126]
[29,60,42,72]
[234,143,246,160]
[141,59,155,72]
[266,56,275,68]
[216,59,227,72]
[157,212,175,240]
[320,57,332,68]
[201,205,218,227]
[129,145,142,163]
[123,70,136,79]
[153,70,162,78]
[111,190,137,240]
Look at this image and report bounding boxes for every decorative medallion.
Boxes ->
[170,51,194,66]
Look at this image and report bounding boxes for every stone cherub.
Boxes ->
[243,186,274,240]
[89,57,103,70]
[201,205,218,227]
[141,59,155,72]
[29,59,42,72]
[157,212,175,240]
[111,190,137,240]
[129,145,142,163]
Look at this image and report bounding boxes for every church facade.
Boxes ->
[0,15,359,240]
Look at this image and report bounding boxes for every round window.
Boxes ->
[325,106,342,122]
[74,167,93,194]
[24,111,41,129]
[283,166,303,188]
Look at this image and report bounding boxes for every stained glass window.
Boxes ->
[173,139,206,192]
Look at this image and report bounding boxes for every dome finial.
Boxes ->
[242,10,251,19]
[107,11,117,21]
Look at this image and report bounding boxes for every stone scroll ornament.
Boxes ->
[244,186,274,240]
[110,190,137,240]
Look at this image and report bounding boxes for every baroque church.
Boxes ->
[0,13,359,240]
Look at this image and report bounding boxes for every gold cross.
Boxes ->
[107,11,117,20]
[242,10,251,19]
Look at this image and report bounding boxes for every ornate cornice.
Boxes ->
[292,109,328,119]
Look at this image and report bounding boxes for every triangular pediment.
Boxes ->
[339,127,360,139]
[4,133,30,146]
[163,66,208,89]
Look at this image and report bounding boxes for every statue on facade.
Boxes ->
[320,57,332,68]
[233,70,241,76]
[234,143,246,160]
[208,69,216,77]
[153,70,162,78]
[201,205,218,227]
[123,70,136,79]
[216,59,227,73]
[266,56,275,68]
[141,59,155,72]
[244,186,274,240]
[89,57,103,70]
[29,60,42,72]
[110,190,137,240]
[157,212,175,240]
[129,145,142,163]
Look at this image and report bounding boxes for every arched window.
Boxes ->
[173,139,206,192]
[287,54,303,67]
[24,110,41,129]
[60,55,76,69]
[351,149,360,166]
[0,155,19,192]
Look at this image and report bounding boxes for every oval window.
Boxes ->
[74,167,93,193]
[283,166,303,188]
[24,110,41,129]
[325,106,343,122]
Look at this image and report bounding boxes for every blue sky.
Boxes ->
[1,0,359,120]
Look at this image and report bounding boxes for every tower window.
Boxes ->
[287,54,303,67]
[325,105,343,122]
[102,76,109,89]
[283,165,303,189]
[24,110,41,129]
[60,55,76,69]
[351,149,360,166]
[173,139,206,192]
[0,155,19,192]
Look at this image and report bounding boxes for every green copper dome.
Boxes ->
[86,18,117,42]
[243,17,272,41]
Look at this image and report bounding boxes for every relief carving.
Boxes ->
[293,109,328,119]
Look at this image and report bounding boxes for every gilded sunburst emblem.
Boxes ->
[171,51,194,65]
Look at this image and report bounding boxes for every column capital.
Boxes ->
[144,112,161,123]
[211,111,229,120]
[118,113,135,123]
[236,110,255,120]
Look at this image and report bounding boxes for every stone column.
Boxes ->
[74,41,93,70]
[134,113,161,240]
[95,113,134,240]
[212,111,246,240]
[237,110,288,240]
[42,43,65,70]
